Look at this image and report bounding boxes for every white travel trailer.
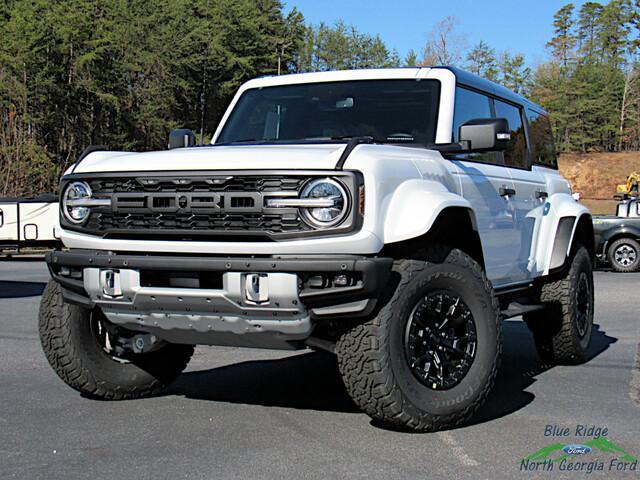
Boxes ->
[0,194,60,252]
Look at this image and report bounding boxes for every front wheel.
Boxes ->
[335,247,501,432]
[39,280,194,399]
[607,237,640,272]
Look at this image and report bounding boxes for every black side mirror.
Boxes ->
[459,118,511,152]
[168,129,196,149]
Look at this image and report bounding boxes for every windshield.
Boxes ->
[216,79,440,145]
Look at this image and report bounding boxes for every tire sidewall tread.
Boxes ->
[336,246,501,432]
[525,247,594,364]
[39,280,193,400]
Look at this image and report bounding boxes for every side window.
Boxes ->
[452,87,500,165]
[494,100,528,169]
[526,109,557,169]
[452,87,492,142]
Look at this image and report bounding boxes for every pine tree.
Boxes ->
[597,0,634,67]
[499,52,531,94]
[295,21,399,72]
[404,49,419,67]
[577,2,604,62]
[466,41,498,80]
[547,4,577,69]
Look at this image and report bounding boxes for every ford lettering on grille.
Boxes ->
[112,192,263,213]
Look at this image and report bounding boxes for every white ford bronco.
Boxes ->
[40,67,595,431]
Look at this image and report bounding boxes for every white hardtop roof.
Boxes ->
[240,68,429,89]
[236,66,544,112]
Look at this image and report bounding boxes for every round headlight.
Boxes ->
[62,181,92,224]
[300,178,349,228]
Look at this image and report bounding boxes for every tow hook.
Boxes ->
[245,273,269,304]
[100,269,122,298]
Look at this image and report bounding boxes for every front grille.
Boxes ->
[88,176,306,194]
[88,211,304,233]
[62,171,361,241]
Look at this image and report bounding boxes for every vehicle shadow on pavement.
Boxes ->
[168,319,617,423]
[168,350,360,413]
[468,319,617,427]
[0,280,46,298]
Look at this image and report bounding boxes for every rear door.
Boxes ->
[494,100,547,281]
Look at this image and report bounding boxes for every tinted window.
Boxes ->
[494,100,527,169]
[452,87,500,165]
[526,109,557,168]
[217,80,440,145]
[452,87,492,142]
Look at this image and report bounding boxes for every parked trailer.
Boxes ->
[0,194,61,252]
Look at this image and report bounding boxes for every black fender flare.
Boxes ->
[549,214,594,271]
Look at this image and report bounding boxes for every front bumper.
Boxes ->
[60,228,383,255]
[46,249,392,348]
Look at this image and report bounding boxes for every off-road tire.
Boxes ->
[335,246,501,432]
[607,237,640,273]
[524,247,594,364]
[39,280,194,399]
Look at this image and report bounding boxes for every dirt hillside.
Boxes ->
[558,151,640,214]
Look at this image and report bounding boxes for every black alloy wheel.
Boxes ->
[404,292,477,390]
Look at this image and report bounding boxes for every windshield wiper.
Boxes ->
[299,135,388,143]
[328,135,412,143]
[216,135,389,146]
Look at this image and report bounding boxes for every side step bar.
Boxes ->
[500,302,545,320]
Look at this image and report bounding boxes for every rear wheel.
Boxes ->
[524,247,594,364]
[607,237,640,272]
[335,247,501,432]
[39,280,193,399]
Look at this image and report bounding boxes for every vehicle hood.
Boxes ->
[72,144,348,174]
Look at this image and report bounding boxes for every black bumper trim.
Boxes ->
[46,250,393,309]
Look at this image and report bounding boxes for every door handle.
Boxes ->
[535,190,548,199]
[499,187,516,197]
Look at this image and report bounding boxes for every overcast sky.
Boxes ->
[285,0,590,66]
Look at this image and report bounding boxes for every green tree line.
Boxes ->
[0,0,638,196]
[530,1,640,152]
[0,0,400,196]
[0,0,304,196]
[411,2,639,153]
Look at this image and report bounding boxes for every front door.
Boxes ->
[452,160,521,286]
[450,87,521,286]
[494,99,546,282]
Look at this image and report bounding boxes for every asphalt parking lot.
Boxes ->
[1,257,639,479]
